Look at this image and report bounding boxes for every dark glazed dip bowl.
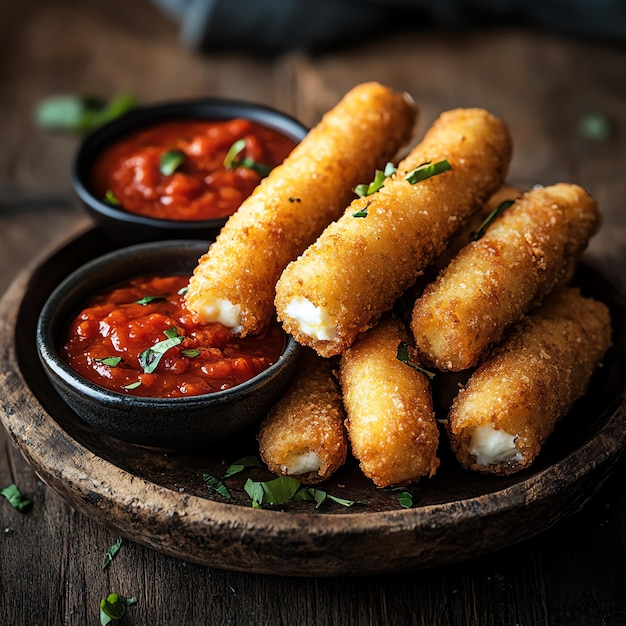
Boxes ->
[36,240,301,450]
[72,99,309,245]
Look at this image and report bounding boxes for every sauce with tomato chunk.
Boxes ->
[61,275,285,398]
[90,118,298,221]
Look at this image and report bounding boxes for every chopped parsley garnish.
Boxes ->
[469,199,516,241]
[138,327,184,374]
[243,476,361,509]
[177,286,188,295]
[223,138,271,177]
[404,159,451,184]
[202,473,231,499]
[159,149,185,176]
[96,356,122,367]
[389,487,414,509]
[104,190,121,206]
[223,455,263,478]
[180,348,201,358]
[0,484,32,513]
[354,161,397,197]
[288,197,301,203]
[102,537,123,569]
[122,381,142,391]
[99,593,137,626]
[35,93,135,135]
[396,341,436,380]
[134,295,166,306]
[352,200,371,218]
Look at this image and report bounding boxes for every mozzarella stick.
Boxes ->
[275,108,512,357]
[339,317,439,487]
[185,82,417,335]
[447,287,611,475]
[258,349,348,484]
[411,183,601,371]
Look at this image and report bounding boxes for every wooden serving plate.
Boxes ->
[1,226,625,577]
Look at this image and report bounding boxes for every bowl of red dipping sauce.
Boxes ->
[72,99,308,244]
[36,240,301,450]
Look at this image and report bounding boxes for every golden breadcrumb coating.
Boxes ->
[411,183,601,371]
[275,108,512,357]
[448,287,611,475]
[339,317,439,487]
[185,82,417,336]
[258,349,348,484]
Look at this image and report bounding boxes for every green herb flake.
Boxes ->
[394,488,414,509]
[352,200,371,218]
[469,199,516,241]
[35,93,135,135]
[122,381,142,391]
[159,149,185,176]
[223,139,271,177]
[223,455,263,478]
[180,348,201,358]
[102,537,123,569]
[99,593,137,626]
[104,190,121,206]
[138,327,184,374]
[202,473,231,499]
[354,162,397,198]
[404,159,451,185]
[0,484,32,513]
[288,197,301,203]
[243,476,301,508]
[96,356,122,368]
[177,286,188,295]
[134,295,166,306]
[578,112,613,141]
[396,341,436,380]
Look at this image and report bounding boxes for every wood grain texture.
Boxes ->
[1,0,626,623]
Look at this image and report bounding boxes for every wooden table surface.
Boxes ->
[2,1,626,624]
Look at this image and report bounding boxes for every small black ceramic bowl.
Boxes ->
[72,99,309,245]
[36,240,301,450]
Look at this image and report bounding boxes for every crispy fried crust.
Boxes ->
[275,108,512,357]
[411,183,601,371]
[185,82,417,335]
[447,287,611,475]
[339,317,439,487]
[258,349,348,484]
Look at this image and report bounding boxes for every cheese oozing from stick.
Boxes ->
[284,451,322,476]
[469,424,523,466]
[284,297,337,341]
[194,293,242,333]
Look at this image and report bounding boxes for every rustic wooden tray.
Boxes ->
[1,226,625,577]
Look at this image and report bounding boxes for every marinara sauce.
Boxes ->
[90,118,298,221]
[62,275,285,398]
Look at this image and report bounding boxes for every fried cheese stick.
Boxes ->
[185,82,417,335]
[411,183,601,371]
[339,317,439,487]
[258,349,347,484]
[447,287,611,475]
[275,108,512,357]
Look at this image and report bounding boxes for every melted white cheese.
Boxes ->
[469,424,523,466]
[196,297,242,333]
[284,296,337,341]
[285,451,322,476]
